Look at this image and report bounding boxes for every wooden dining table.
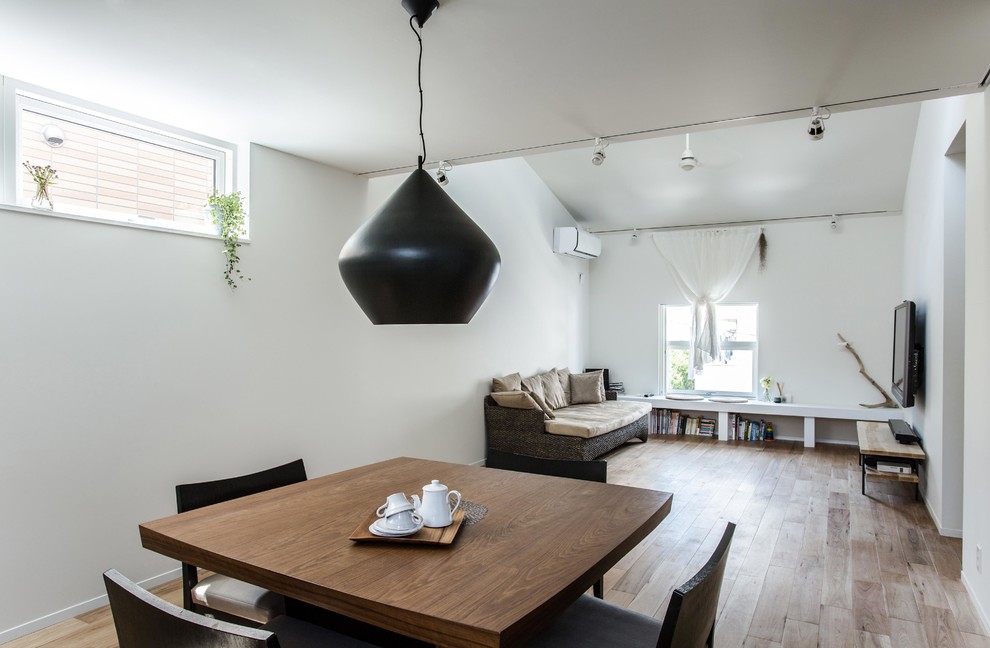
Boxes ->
[139,457,672,648]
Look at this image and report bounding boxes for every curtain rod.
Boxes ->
[587,209,896,236]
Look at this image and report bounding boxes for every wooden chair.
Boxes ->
[525,522,735,648]
[103,569,373,648]
[175,459,308,624]
[486,450,607,597]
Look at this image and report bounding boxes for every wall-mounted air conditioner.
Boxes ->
[553,227,602,259]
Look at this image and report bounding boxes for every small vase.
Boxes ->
[761,387,771,402]
[32,186,53,210]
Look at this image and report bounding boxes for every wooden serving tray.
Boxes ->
[349,509,465,545]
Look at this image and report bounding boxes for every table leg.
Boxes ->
[862,459,866,495]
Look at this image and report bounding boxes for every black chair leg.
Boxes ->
[593,578,604,599]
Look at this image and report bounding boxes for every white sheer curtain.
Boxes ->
[653,227,760,374]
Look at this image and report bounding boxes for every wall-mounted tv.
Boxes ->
[891,300,922,408]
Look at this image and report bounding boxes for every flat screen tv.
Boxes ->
[891,300,922,408]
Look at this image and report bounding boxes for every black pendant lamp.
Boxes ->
[338,0,500,325]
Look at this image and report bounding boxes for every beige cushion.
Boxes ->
[492,372,522,392]
[541,371,567,410]
[545,401,651,439]
[491,390,540,410]
[529,390,556,420]
[556,368,572,405]
[521,373,546,401]
[570,370,605,405]
[191,573,285,624]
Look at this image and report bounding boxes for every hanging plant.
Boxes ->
[207,190,251,290]
[758,230,768,271]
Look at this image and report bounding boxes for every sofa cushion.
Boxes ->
[521,373,546,401]
[491,390,540,410]
[492,372,522,392]
[541,371,568,410]
[529,390,556,420]
[555,368,572,405]
[546,401,651,439]
[570,370,605,404]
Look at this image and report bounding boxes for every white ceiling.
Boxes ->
[525,102,922,230]
[0,1,986,229]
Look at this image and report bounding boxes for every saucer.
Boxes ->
[370,518,423,537]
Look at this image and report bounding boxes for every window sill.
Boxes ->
[0,202,250,243]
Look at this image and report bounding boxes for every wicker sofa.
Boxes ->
[484,389,650,462]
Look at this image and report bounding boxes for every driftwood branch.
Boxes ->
[837,333,898,408]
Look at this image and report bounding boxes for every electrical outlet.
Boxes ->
[978,545,983,575]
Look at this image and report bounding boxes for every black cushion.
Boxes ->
[261,615,376,648]
[525,594,661,648]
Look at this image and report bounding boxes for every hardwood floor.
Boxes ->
[8,437,989,647]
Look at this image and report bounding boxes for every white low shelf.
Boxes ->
[619,395,905,448]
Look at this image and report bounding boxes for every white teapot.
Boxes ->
[411,480,461,528]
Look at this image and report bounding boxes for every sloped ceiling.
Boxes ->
[0,0,986,180]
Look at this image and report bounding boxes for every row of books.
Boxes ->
[652,409,716,437]
[607,382,625,393]
[729,414,774,441]
[647,409,775,441]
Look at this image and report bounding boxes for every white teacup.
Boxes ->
[385,509,423,532]
[376,492,415,518]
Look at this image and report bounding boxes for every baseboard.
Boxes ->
[919,493,963,538]
[0,567,180,645]
[469,458,485,467]
[961,571,990,635]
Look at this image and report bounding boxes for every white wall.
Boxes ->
[588,215,904,418]
[963,87,990,630]
[900,96,968,536]
[0,149,587,640]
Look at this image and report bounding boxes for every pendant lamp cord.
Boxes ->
[410,15,426,170]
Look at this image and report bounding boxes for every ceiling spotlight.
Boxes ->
[591,137,609,166]
[808,106,830,141]
[41,125,64,147]
[830,215,838,230]
[436,160,452,186]
[679,133,698,171]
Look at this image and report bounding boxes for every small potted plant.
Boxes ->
[759,376,773,402]
[207,190,251,290]
[23,161,58,210]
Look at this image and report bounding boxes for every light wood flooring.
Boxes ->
[7,437,988,648]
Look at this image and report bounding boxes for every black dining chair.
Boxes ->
[486,450,607,597]
[175,458,308,624]
[103,569,374,648]
[524,522,736,648]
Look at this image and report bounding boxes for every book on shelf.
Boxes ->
[650,409,716,437]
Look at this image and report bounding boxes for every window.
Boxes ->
[661,303,758,396]
[2,78,238,237]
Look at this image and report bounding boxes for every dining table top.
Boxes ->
[139,456,673,648]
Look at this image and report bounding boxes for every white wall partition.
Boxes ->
[900,96,968,536]
[963,87,990,632]
[0,150,587,641]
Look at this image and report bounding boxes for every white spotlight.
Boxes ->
[808,106,830,141]
[679,133,698,171]
[435,160,452,186]
[591,137,609,166]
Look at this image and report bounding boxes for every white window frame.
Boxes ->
[1,75,242,239]
[659,303,759,398]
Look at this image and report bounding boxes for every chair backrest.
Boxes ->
[103,569,278,648]
[486,449,606,483]
[176,459,307,513]
[657,522,736,648]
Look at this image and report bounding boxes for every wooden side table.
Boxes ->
[857,421,926,500]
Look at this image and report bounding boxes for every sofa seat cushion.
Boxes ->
[191,573,285,624]
[545,401,651,439]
